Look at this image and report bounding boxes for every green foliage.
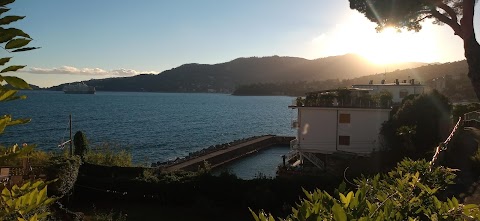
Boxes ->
[73,131,88,159]
[470,147,480,174]
[251,159,480,221]
[0,148,53,166]
[373,90,393,107]
[0,1,55,220]
[45,156,81,197]
[453,102,480,121]
[84,143,132,167]
[381,90,452,156]
[348,0,463,32]
[1,181,56,221]
[90,209,127,221]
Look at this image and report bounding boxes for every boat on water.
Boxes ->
[63,82,95,94]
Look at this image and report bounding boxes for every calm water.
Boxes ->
[212,145,290,179]
[1,91,294,173]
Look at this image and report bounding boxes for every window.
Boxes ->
[399,89,409,98]
[339,136,350,146]
[339,113,350,123]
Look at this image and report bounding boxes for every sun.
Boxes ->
[357,27,440,64]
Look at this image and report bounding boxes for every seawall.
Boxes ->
[163,135,294,172]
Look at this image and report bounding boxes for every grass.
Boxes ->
[84,142,133,167]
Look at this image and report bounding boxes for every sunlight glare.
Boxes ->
[359,27,439,64]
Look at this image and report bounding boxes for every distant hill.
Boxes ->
[49,54,425,93]
[233,60,475,101]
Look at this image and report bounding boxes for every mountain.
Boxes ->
[49,54,425,93]
[233,60,475,101]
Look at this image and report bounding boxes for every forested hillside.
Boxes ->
[234,60,476,101]
[49,54,424,93]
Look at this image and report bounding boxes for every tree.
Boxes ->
[73,131,88,159]
[0,0,55,220]
[381,91,452,156]
[349,0,480,100]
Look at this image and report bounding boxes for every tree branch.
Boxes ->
[430,9,463,39]
[436,3,458,24]
[414,14,433,23]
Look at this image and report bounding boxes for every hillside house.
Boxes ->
[289,88,392,169]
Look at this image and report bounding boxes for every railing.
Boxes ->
[300,152,325,170]
[464,111,480,124]
[290,139,299,149]
[286,150,298,161]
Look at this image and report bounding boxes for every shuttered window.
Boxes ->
[339,113,350,123]
[339,136,350,146]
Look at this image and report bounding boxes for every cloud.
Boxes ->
[26,66,156,77]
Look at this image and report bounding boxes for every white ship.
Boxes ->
[63,82,95,94]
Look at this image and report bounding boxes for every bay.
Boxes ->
[1,91,295,167]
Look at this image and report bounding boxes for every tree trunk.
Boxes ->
[465,34,480,100]
[463,0,480,100]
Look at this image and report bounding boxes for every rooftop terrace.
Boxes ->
[289,88,392,109]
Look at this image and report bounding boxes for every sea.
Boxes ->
[1,91,295,179]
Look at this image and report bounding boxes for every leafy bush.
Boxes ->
[90,209,127,221]
[45,156,82,197]
[470,147,480,175]
[453,102,480,122]
[0,181,56,221]
[0,148,53,166]
[381,90,452,157]
[0,0,57,220]
[84,143,132,167]
[251,159,480,220]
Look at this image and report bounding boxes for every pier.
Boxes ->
[163,135,294,172]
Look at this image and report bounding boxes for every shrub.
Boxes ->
[73,131,88,159]
[84,143,132,167]
[381,90,452,157]
[470,147,480,175]
[251,159,480,220]
[45,156,82,197]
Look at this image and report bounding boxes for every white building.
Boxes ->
[353,79,426,103]
[289,88,391,169]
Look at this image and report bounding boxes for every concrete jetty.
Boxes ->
[163,135,293,172]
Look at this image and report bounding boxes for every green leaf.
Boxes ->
[37,186,47,205]
[1,65,26,73]
[0,28,31,42]
[7,118,30,126]
[0,0,15,6]
[0,7,10,15]
[0,115,10,134]
[12,47,40,52]
[3,76,30,89]
[249,208,260,221]
[0,31,15,43]
[332,203,347,221]
[0,57,11,65]
[0,89,16,101]
[5,38,31,49]
[0,15,24,25]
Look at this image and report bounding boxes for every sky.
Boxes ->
[3,0,480,87]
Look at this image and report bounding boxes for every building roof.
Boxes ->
[352,83,425,87]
